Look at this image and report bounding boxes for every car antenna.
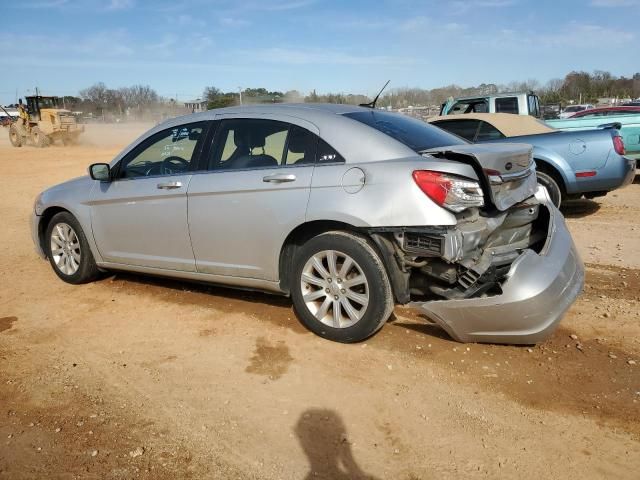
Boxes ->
[359,80,390,109]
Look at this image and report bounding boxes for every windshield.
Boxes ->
[343,110,467,152]
[564,105,585,113]
[37,97,59,109]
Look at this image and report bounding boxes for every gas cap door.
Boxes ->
[342,167,366,194]
[569,139,587,155]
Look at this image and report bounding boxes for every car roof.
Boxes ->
[427,113,555,137]
[172,102,370,121]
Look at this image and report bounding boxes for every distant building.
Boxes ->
[0,107,18,119]
[184,98,208,112]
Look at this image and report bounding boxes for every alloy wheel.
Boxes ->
[50,222,81,275]
[300,250,369,328]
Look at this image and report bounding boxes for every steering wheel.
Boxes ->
[160,156,190,175]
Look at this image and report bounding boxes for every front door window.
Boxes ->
[119,123,205,178]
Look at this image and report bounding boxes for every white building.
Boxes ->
[184,99,208,112]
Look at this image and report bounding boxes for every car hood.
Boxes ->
[423,143,538,211]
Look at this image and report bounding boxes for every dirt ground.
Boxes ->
[0,125,639,479]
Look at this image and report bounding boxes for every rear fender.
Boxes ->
[530,146,576,194]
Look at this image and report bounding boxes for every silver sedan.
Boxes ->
[31,104,584,344]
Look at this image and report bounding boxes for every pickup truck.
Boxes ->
[440,92,542,118]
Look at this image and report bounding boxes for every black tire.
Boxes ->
[536,170,562,207]
[45,212,100,284]
[291,231,394,343]
[32,127,50,148]
[9,124,22,147]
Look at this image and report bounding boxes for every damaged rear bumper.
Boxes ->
[410,204,584,344]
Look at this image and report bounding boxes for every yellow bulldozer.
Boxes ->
[5,95,84,147]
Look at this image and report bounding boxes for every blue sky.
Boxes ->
[0,0,637,104]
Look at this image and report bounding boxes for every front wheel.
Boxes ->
[45,212,100,284]
[536,171,562,207]
[9,124,23,147]
[291,231,394,343]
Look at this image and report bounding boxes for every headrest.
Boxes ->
[233,129,266,149]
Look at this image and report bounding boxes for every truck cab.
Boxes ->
[441,92,541,118]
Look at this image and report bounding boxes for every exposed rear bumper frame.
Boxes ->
[410,203,584,344]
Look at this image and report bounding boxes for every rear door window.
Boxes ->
[495,97,519,114]
[210,119,289,170]
[208,119,322,170]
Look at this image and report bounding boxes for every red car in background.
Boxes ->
[569,106,640,118]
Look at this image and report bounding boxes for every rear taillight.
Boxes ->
[613,135,625,155]
[412,170,484,212]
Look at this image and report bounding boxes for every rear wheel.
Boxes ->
[31,127,50,148]
[536,170,562,207]
[45,212,100,284]
[291,231,394,343]
[9,124,23,147]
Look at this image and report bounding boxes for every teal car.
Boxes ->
[547,112,640,163]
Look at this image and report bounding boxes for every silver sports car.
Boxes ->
[31,104,584,344]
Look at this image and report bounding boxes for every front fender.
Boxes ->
[36,180,104,264]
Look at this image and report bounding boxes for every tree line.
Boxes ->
[202,70,639,110]
[14,70,636,120]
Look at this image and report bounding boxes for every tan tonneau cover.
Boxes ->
[428,113,556,137]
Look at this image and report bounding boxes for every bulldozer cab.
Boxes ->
[25,96,61,122]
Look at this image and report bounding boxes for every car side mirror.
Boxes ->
[89,163,111,181]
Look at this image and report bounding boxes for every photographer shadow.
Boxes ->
[295,409,380,480]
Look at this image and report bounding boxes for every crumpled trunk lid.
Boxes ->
[423,143,538,211]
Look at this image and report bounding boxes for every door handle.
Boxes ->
[157,181,182,190]
[263,173,296,183]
